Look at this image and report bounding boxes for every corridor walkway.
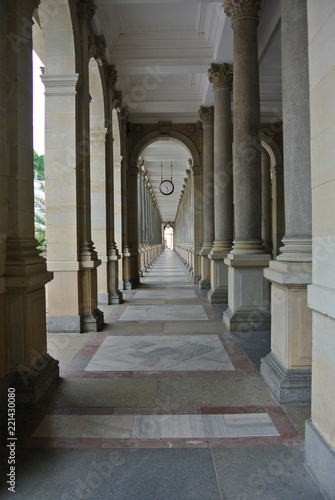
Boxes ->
[0,251,323,499]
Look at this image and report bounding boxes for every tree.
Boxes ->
[34,150,44,180]
[33,150,45,247]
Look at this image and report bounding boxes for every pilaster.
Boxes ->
[43,2,103,332]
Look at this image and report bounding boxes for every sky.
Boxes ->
[33,51,45,156]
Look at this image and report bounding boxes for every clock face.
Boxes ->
[159,179,174,195]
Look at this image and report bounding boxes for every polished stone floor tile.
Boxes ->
[212,446,323,500]
[85,335,234,372]
[81,415,134,438]
[118,305,208,321]
[133,289,197,299]
[131,413,278,439]
[87,449,221,500]
[32,415,87,438]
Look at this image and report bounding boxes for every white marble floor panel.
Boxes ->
[131,413,279,439]
[85,335,235,371]
[133,290,197,299]
[118,305,208,322]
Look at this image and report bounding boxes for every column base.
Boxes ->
[260,351,311,404]
[47,308,104,333]
[98,291,123,305]
[15,354,59,406]
[122,279,132,290]
[223,307,271,331]
[208,286,228,304]
[222,253,271,330]
[305,419,335,500]
[208,251,229,304]
[199,278,211,290]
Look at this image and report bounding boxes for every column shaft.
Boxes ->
[207,64,234,303]
[222,0,270,330]
[198,107,214,290]
[261,0,312,403]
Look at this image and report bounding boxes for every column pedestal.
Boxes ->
[15,354,59,406]
[199,243,212,290]
[223,253,271,331]
[260,259,312,403]
[208,254,228,303]
[47,268,104,333]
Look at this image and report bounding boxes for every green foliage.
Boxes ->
[34,192,45,247]
[34,150,44,180]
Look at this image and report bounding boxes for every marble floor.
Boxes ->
[0,251,322,499]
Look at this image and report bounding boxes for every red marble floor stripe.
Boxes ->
[266,406,303,442]
[200,406,267,414]
[219,336,256,372]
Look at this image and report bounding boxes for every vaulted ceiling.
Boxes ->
[92,1,282,223]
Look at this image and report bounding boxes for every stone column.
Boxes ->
[44,6,103,332]
[222,0,271,330]
[192,162,203,283]
[207,64,234,303]
[261,0,312,403]
[261,148,272,253]
[198,106,214,290]
[3,0,58,404]
[128,163,140,287]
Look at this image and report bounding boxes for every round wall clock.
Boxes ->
[159,179,174,195]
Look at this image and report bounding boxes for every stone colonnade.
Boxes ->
[174,164,204,282]
[137,159,163,275]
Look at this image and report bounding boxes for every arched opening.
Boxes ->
[163,224,174,251]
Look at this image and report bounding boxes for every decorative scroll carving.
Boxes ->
[89,34,106,65]
[198,106,214,124]
[76,0,97,23]
[112,90,123,110]
[33,0,41,10]
[208,63,233,89]
[223,0,260,25]
[104,64,118,90]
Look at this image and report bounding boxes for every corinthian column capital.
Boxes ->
[223,0,260,26]
[198,106,214,124]
[208,63,233,90]
[76,0,97,23]
[105,64,118,90]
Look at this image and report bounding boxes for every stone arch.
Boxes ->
[37,0,78,74]
[129,130,200,169]
[261,135,285,258]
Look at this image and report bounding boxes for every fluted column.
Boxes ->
[261,148,272,253]
[261,0,312,403]
[222,0,271,330]
[198,106,214,290]
[207,64,234,303]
